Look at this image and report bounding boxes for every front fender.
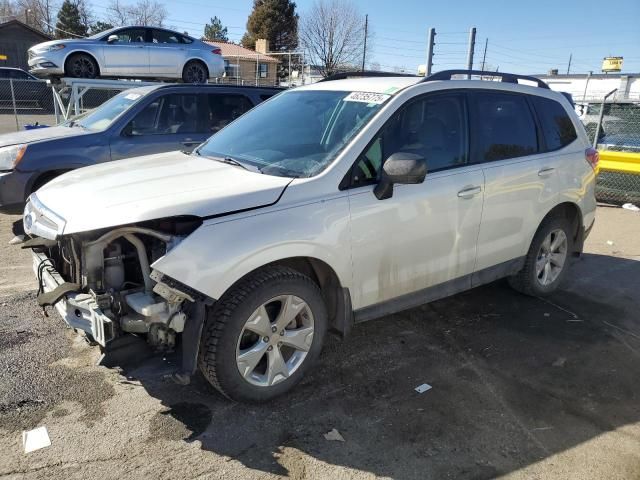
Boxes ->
[152,196,352,300]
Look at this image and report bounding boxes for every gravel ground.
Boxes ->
[1,206,639,480]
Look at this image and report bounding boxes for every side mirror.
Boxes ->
[373,152,427,200]
[121,123,134,137]
[107,34,119,44]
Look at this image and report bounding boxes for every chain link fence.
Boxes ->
[0,78,57,133]
[580,99,640,204]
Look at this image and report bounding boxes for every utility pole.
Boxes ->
[480,38,488,71]
[567,53,572,75]
[425,27,435,76]
[466,27,476,79]
[362,14,368,72]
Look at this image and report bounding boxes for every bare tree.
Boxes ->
[0,0,18,20]
[17,0,58,34]
[106,0,166,27]
[72,0,93,31]
[299,0,366,77]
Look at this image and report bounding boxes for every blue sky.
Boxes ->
[89,0,640,74]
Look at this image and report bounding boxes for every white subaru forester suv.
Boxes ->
[23,70,597,402]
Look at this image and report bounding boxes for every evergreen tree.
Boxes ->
[203,16,228,42]
[90,20,114,35]
[55,0,87,38]
[241,0,298,52]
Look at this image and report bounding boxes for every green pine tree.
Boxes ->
[55,0,88,39]
[241,0,298,52]
[203,16,229,42]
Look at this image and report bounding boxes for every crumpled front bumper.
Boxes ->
[32,250,114,346]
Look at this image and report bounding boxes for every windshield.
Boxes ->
[88,27,118,40]
[76,90,145,131]
[197,90,389,177]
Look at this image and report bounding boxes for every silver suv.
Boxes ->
[23,70,597,402]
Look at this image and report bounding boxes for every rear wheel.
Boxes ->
[65,53,99,79]
[199,266,327,402]
[182,60,208,83]
[508,215,574,296]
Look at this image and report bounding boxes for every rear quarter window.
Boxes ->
[532,96,577,151]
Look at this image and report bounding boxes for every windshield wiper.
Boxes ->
[200,153,260,172]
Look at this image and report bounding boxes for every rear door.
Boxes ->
[348,91,485,311]
[471,90,561,279]
[148,29,186,76]
[110,91,208,160]
[101,27,150,76]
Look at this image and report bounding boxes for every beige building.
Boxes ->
[205,39,280,86]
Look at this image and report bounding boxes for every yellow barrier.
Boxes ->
[598,150,640,175]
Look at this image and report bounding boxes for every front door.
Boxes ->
[110,92,210,160]
[101,27,150,76]
[347,92,485,311]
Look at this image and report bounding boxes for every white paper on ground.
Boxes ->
[415,383,432,394]
[22,426,51,453]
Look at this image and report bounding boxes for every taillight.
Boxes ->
[211,48,221,55]
[585,147,599,171]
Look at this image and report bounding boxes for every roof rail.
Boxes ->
[424,69,550,89]
[319,71,418,82]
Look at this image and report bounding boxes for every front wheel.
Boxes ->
[199,266,327,402]
[508,215,574,296]
[65,53,99,79]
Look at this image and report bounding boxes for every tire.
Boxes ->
[182,60,208,83]
[65,53,99,79]
[508,214,574,297]
[199,266,328,402]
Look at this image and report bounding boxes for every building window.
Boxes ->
[258,63,268,78]
[224,60,239,77]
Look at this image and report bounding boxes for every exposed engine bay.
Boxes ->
[32,216,203,352]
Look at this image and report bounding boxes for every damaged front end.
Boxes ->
[24,196,209,375]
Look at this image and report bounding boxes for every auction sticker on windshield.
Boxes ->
[344,92,390,104]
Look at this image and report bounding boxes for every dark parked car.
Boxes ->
[0,83,281,214]
[0,67,53,110]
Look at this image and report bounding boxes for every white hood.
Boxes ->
[35,151,292,234]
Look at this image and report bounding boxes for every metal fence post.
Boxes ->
[593,88,618,148]
[9,78,19,132]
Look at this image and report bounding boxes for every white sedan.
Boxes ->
[28,26,225,83]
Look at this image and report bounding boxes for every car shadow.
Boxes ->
[125,253,640,479]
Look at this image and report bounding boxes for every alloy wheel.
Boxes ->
[536,228,568,286]
[185,63,207,83]
[71,57,96,78]
[236,295,315,387]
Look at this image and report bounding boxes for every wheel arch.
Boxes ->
[182,58,209,78]
[28,168,73,195]
[218,256,353,338]
[63,50,102,76]
[535,202,584,254]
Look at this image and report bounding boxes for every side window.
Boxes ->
[207,94,254,133]
[151,29,181,44]
[532,96,578,151]
[0,70,9,78]
[10,70,28,80]
[113,28,147,43]
[474,92,538,162]
[350,93,468,187]
[128,94,206,135]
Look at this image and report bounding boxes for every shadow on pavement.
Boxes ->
[127,253,640,479]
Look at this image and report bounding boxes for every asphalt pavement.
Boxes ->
[1,206,639,480]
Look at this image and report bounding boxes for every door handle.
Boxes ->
[538,167,555,177]
[457,186,482,198]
